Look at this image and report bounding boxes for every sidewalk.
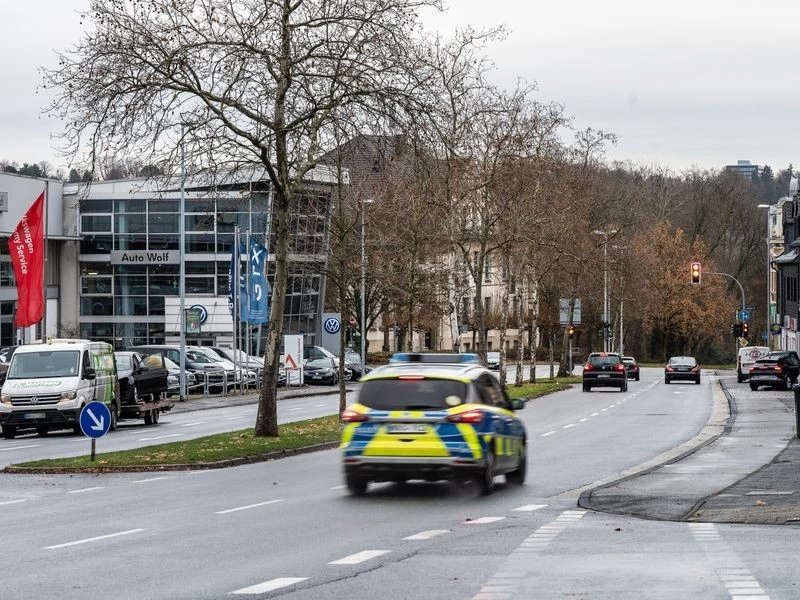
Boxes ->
[579,372,800,524]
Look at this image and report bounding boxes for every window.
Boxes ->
[81,215,112,233]
[148,213,179,233]
[114,199,146,213]
[484,254,491,282]
[115,214,147,234]
[81,297,113,316]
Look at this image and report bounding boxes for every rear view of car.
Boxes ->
[340,358,526,495]
[582,352,627,392]
[621,356,640,381]
[664,356,700,384]
[737,346,770,383]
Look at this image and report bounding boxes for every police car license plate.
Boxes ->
[387,423,427,434]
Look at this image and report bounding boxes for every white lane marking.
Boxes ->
[579,418,588,422]
[563,424,576,429]
[45,528,145,549]
[600,408,608,412]
[231,577,308,595]
[329,484,347,490]
[465,517,505,525]
[288,407,304,411]
[590,412,600,416]
[329,550,390,565]
[179,421,207,427]
[132,477,169,483]
[67,487,104,494]
[313,403,329,407]
[216,499,284,514]
[137,433,183,441]
[540,431,556,437]
[512,504,547,512]
[0,444,41,451]
[0,499,29,506]
[223,416,246,421]
[607,405,616,409]
[404,529,449,540]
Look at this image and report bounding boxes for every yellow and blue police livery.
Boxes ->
[340,354,527,495]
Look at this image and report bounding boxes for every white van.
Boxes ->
[0,339,120,439]
[737,345,771,383]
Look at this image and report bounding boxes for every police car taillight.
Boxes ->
[446,410,484,424]
[341,409,369,422]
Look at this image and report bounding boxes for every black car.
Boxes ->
[304,357,340,385]
[114,351,170,403]
[748,351,800,390]
[343,348,370,381]
[621,356,640,381]
[582,352,627,392]
[664,356,700,384]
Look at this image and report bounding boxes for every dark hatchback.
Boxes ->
[748,351,800,390]
[582,352,627,392]
[621,356,640,381]
[664,356,700,384]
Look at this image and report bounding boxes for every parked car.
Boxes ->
[748,351,800,390]
[343,347,371,380]
[486,351,501,370]
[127,345,228,392]
[736,346,770,383]
[621,356,640,381]
[664,356,700,384]
[160,356,198,396]
[304,357,340,385]
[582,352,627,392]
[114,351,170,403]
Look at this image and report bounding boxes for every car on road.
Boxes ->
[621,356,640,381]
[664,356,700,384]
[340,353,527,495]
[582,352,627,392]
[737,345,770,383]
[486,351,501,370]
[748,351,800,390]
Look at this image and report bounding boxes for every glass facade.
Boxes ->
[78,188,330,350]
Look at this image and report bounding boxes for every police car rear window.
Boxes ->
[358,378,468,411]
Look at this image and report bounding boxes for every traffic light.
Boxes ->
[732,323,742,337]
[691,262,701,285]
[567,325,575,338]
[742,321,749,337]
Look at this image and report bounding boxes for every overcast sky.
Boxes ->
[2,1,797,177]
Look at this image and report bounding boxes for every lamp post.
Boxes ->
[179,123,187,401]
[757,204,772,349]
[593,228,617,352]
[360,199,373,369]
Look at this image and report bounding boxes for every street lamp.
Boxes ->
[360,198,374,368]
[593,228,617,352]
[757,203,772,348]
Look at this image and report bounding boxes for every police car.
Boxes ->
[340,353,527,495]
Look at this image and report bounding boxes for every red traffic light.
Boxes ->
[691,262,701,285]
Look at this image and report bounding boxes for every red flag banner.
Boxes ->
[8,191,45,327]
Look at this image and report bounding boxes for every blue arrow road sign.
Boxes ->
[80,401,111,439]
[739,310,749,322]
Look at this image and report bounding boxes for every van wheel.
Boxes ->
[144,410,153,425]
[151,408,160,424]
[36,425,49,436]
[737,371,744,383]
[3,426,16,439]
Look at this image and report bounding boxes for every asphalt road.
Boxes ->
[9,367,798,599]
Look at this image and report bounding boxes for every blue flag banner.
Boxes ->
[247,236,269,325]
[228,243,250,322]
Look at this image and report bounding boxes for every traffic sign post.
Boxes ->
[79,401,112,461]
[739,310,749,322]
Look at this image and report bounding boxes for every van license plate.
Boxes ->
[24,413,45,419]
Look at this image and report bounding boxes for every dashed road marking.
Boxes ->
[45,528,145,549]
[540,431,556,437]
[512,504,547,512]
[67,486,104,494]
[137,433,183,441]
[132,476,169,483]
[0,444,41,451]
[329,550,390,565]
[465,517,505,525]
[231,577,308,595]
[216,499,284,514]
[563,424,575,429]
[0,499,28,506]
[404,529,449,540]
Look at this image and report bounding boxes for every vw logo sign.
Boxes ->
[30,397,38,405]
[324,317,341,334]
[190,304,208,324]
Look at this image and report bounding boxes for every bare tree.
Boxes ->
[45,0,442,436]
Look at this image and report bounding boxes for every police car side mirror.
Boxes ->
[510,398,525,411]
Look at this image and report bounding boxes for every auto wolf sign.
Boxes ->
[8,191,45,327]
